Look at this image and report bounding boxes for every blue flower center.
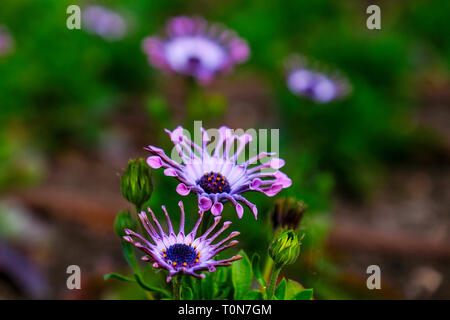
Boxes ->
[197,172,231,194]
[164,244,198,267]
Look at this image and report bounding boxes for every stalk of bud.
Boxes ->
[266,230,302,299]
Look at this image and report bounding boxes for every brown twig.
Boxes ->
[13,186,129,233]
[328,220,450,260]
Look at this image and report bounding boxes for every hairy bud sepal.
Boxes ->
[120,158,153,210]
[268,230,301,268]
[271,197,307,231]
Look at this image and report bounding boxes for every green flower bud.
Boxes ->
[114,210,137,238]
[120,158,153,210]
[271,197,307,231]
[268,230,301,267]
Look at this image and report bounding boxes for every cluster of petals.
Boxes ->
[146,126,292,219]
[123,201,241,281]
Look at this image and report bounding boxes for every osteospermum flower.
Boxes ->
[145,126,292,218]
[286,55,350,103]
[123,201,241,281]
[0,26,13,56]
[82,5,127,41]
[142,16,250,84]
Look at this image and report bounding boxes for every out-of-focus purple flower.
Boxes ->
[123,201,241,281]
[82,5,127,41]
[142,16,250,84]
[145,126,292,219]
[286,55,350,103]
[0,26,14,56]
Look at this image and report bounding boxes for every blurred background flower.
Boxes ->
[142,15,249,84]
[0,26,13,56]
[286,55,351,103]
[82,5,128,41]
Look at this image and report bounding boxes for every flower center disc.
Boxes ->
[197,172,231,194]
[187,56,201,72]
[166,244,198,266]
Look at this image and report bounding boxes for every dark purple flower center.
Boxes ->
[187,56,201,72]
[197,172,231,194]
[165,244,198,267]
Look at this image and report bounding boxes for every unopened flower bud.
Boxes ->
[268,230,301,267]
[120,158,153,210]
[114,210,137,237]
[271,197,307,231]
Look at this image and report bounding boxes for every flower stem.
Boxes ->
[266,265,281,300]
[263,256,274,283]
[173,274,183,300]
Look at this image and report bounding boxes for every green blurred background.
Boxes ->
[0,0,449,299]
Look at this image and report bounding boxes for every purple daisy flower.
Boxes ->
[123,201,242,281]
[0,26,13,56]
[145,126,292,218]
[82,5,127,41]
[142,16,250,84]
[286,55,350,103]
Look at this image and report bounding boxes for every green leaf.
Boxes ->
[216,266,229,284]
[182,287,193,300]
[285,279,305,300]
[244,290,263,300]
[201,273,215,300]
[134,274,171,298]
[232,250,253,300]
[104,272,136,283]
[251,253,266,288]
[293,288,314,300]
[184,276,201,300]
[215,267,233,299]
[274,278,287,300]
[217,287,232,300]
[122,241,139,274]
